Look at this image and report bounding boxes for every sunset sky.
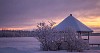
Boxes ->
[0,0,100,32]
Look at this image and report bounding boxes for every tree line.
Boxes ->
[0,30,35,37]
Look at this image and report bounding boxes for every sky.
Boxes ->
[0,0,100,32]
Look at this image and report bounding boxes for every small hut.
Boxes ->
[54,14,93,42]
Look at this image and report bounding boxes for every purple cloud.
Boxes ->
[0,0,100,32]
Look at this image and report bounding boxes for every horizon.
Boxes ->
[0,0,100,33]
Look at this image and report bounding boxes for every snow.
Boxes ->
[54,14,93,32]
[0,37,100,53]
[0,48,100,53]
[82,36,100,44]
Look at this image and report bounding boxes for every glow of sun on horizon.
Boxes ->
[0,26,36,30]
[78,16,100,28]
[0,15,100,33]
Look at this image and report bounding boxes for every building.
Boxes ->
[54,14,93,41]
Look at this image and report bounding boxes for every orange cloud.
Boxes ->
[78,16,100,28]
[0,25,36,31]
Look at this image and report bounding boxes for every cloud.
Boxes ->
[91,27,100,33]
[1,0,99,18]
[0,0,100,32]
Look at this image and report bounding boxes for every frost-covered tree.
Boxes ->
[35,21,89,51]
[59,27,89,52]
[35,21,58,51]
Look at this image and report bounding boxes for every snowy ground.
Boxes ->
[0,37,100,53]
[0,47,100,53]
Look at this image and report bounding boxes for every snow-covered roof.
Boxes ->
[54,14,93,32]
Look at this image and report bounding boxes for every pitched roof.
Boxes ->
[54,14,93,32]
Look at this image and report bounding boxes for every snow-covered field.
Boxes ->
[0,37,100,53]
[82,36,100,44]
